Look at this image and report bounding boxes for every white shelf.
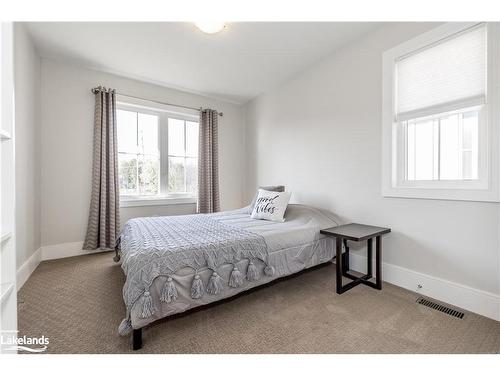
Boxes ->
[0,129,12,141]
[0,283,14,304]
[0,231,12,244]
[1,23,17,354]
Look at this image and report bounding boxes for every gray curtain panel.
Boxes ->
[83,87,120,250]
[198,109,220,213]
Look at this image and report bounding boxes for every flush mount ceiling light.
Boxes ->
[194,22,227,34]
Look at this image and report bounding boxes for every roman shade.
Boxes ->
[396,24,486,121]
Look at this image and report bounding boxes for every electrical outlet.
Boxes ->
[416,284,423,291]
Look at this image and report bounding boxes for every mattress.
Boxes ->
[124,204,339,331]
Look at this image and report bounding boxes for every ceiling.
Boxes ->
[26,22,380,104]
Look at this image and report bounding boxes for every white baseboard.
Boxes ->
[40,241,108,261]
[17,247,42,290]
[17,241,111,289]
[349,253,500,321]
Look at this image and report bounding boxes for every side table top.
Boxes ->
[320,223,391,241]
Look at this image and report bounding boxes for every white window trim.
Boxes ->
[116,96,199,207]
[382,22,500,202]
[120,196,197,208]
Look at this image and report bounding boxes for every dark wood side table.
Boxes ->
[320,223,391,294]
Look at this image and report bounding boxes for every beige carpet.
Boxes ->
[18,252,500,354]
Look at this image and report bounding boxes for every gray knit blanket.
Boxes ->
[117,213,272,334]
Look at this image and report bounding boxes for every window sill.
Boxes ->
[382,184,499,202]
[120,196,197,208]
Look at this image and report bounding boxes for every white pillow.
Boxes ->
[251,189,291,222]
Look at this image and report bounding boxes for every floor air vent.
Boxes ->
[416,297,465,319]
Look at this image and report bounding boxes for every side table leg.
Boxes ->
[367,238,373,278]
[342,239,350,274]
[375,235,382,290]
[336,237,343,293]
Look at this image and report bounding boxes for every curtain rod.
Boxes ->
[91,86,223,116]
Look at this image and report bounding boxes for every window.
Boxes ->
[404,107,480,182]
[117,110,160,196]
[167,118,199,194]
[382,23,500,202]
[117,103,199,206]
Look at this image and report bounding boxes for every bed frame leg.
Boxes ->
[132,328,142,350]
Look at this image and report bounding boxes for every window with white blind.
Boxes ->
[116,101,199,207]
[382,23,500,202]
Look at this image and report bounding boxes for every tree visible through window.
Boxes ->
[117,110,160,196]
[167,118,199,194]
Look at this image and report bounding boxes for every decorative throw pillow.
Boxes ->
[251,189,291,222]
[249,185,285,210]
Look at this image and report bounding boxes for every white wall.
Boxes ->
[244,23,500,315]
[14,23,41,269]
[40,59,245,247]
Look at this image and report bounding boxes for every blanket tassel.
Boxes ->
[118,318,132,336]
[246,261,260,281]
[264,265,275,277]
[229,266,244,288]
[207,271,224,295]
[113,238,121,262]
[160,277,178,303]
[141,291,155,318]
[191,274,204,299]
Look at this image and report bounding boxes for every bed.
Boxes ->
[116,204,339,350]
